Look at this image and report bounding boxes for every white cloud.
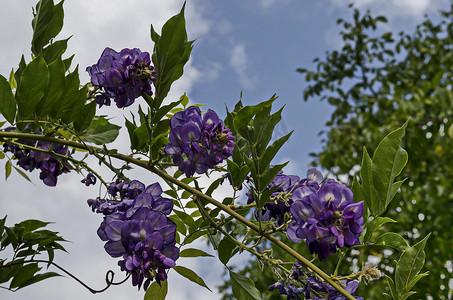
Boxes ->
[229,43,256,89]
[0,1,225,300]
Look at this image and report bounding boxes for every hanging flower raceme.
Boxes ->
[287,175,364,260]
[269,261,363,300]
[164,106,235,177]
[305,276,363,300]
[86,47,157,108]
[2,127,71,186]
[88,180,178,290]
[247,168,323,227]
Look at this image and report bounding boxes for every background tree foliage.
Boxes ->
[298,4,453,299]
[220,4,453,300]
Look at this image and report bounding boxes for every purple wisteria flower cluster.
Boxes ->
[165,106,235,177]
[248,168,363,260]
[87,180,178,290]
[287,175,364,260]
[269,261,363,300]
[303,277,363,300]
[86,47,157,108]
[2,127,70,186]
[247,169,323,227]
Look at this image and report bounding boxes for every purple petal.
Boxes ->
[306,168,323,183]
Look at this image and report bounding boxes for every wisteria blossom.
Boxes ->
[165,106,235,177]
[87,47,157,108]
[3,127,71,186]
[287,177,364,260]
[88,181,178,290]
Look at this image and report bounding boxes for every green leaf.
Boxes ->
[39,56,65,117]
[4,226,18,248]
[375,232,409,252]
[406,271,429,291]
[257,161,288,193]
[16,55,49,119]
[0,75,16,124]
[152,4,193,108]
[400,291,417,300]
[351,174,367,223]
[60,78,87,124]
[205,177,223,197]
[183,230,207,244]
[173,265,212,292]
[0,217,5,237]
[144,279,168,300]
[0,263,23,284]
[152,119,170,138]
[9,69,17,90]
[360,146,374,214]
[233,96,276,143]
[226,159,241,188]
[150,24,160,43]
[12,165,32,183]
[351,173,364,202]
[5,161,11,180]
[173,210,195,229]
[259,130,293,171]
[17,271,61,289]
[74,101,97,132]
[218,238,238,265]
[153,99,183,123]
[364,217,397,243]
[42,38,70,64]
[371,121,408,215]
[230,270,262,300]
[18,220,50,233]
[125,116,138,149]
[62,55,73,71]
[10,263,39,289]
[256,105,284,156]
[14,56,26,86]
[395,233,430,294]
[179,248,214,258]
[82,121,121,145]
[386,275,398,300]
[180,92,189,107]
[133,123,150,151]
[32,0,64,55]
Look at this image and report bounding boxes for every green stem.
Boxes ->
[193,196,262,259]
[229,202,256,210]
[0,132,355,300]
[333,249,349,277]
[4,139,109,189]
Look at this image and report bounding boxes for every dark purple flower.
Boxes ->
[286,171,364,260]
[269,260,363,300]
[81,172,96,186]
[269,279,305,300]
[323,280,363,300]
[165,106,235,177]
[89,180,178,290]
[247,169,322,227]
[2,127,71,186]
[87,47,156,108]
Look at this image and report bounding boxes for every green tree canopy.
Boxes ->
[298,4,453,299]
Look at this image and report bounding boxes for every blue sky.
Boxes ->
[0,0,450,299]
